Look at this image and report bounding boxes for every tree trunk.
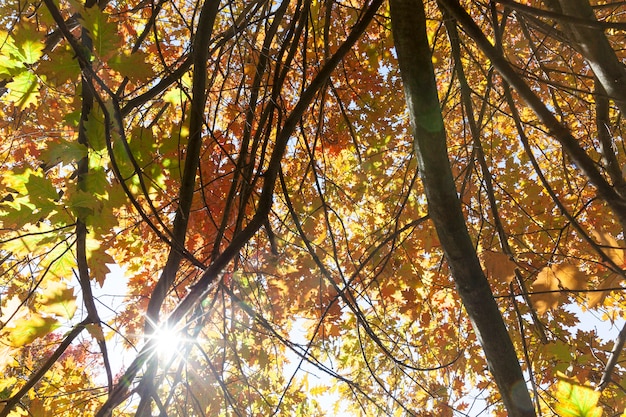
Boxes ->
[388,0,536,415]
[543,0,626,115]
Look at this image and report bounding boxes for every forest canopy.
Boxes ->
[2,0,626,416]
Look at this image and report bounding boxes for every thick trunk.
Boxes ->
[543,0,626,115]
[388,0,536,415]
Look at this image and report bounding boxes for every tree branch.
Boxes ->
[389,0,535,415]
[94,0,384,414]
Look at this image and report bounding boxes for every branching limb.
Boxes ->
[0,320,90,417]
[94,1,384,414]
[144,0,221,330]
[439,0,626,229]
[598,321,626,391]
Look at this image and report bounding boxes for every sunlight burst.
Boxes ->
[151,325,182,359]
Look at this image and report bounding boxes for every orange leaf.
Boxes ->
[590,230,625,266]
[531,264,588,314]
[480,250,516,285]
[588,272,621,308]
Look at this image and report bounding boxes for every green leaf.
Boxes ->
[4,70,39,108]
[68,189,102,211]
[25,173,59,203]
[79,6,121,59]
[555,378,603,417]
[83,107,107,151]
[0,54,23,78]
[84,166,109,197]
[12,23,45,65]
[39,281,77,320]
[1,170,59,226]
[1,225,55,256]
[37,46,81,86]
[108,51,153,81]
[40,139,88,166]
[47,245,76,280]
[0,200,38,229]
[3,168,31,194]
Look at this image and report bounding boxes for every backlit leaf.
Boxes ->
[40,139,88,166]
[79,6,121,60]
[39,281,77,320]
[555,377,602,417]
[24,173,58,203]
[590,230,625,266]
[37,46,81,86]
[480,250,516,284]
[588,272,621,308]
[531,264,588,314]
[85,323,105,342]
[108,51,153,81]
[12,23,44,65]
[7,314,59,347]
[4,70,39,109]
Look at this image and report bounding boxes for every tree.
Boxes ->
[1,0,626,415]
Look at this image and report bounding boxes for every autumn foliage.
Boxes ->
[2,0,626,415]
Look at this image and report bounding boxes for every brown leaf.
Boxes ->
[531,264,588,314]
[480,250,516,285]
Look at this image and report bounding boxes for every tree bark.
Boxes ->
[543,0,626,115]
[388,0,536,415]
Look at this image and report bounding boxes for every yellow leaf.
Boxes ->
[310,385,328,396]
[7,314,59,347]
[532,264,588,314]
[4,71,39,109]
[480,250,516,284]
[554,377,602,417]
[39,281,77,320]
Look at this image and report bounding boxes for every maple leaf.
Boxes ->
[554,376,602,417]
[40,139,88,167]
[5,0,626,415]
[6,314,60,347]
[588,272,621,308]
[4,70,39,108]
[37,46,81,86]
[480,250,516,285]
[587,231,625,308]
[532,264,588,314]
[11,23,45,65]
[590,230,625,267]
[38,280,77,320]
